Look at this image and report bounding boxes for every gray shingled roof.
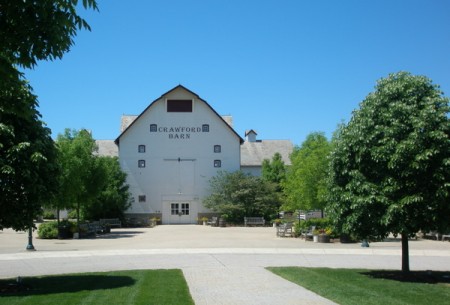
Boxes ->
[240,140,293,166]
[95,140,118,157]
[121,115,138,132]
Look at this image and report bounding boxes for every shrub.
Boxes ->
[37,222,59,239]
[37,220,76,239]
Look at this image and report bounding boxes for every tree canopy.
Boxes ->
[82,156,131,221]
[0,0,98,68]
[53,130,131,223]
[282,132,331,212]
[327,72,450,271]
[0,1,98,231]
[0,68,59,230]
[203,171,281,223]
[261,152,286,192]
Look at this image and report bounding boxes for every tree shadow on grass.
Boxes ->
[361,270,450,284]
[0,274,135,296]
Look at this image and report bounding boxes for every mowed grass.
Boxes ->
[0,269,194,305]
[268,267,450,305]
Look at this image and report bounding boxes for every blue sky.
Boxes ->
[24,0,450,146]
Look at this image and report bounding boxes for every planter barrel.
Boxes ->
[58,225,71,239]
[318,234,330,243]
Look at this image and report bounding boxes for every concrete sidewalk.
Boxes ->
[1,225,449,305]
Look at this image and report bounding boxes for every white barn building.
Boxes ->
[98,85,292,224]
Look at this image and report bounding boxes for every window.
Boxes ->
[181,203,190,215]
[202,124,209,132]
[167,100,192,112]
[214,160,221,168]
[171,203,179,215]
[150,124,157,132]
[138,195,146,202]
[138,145,146,153]
[214,145,221,153]
[138,160,146,168]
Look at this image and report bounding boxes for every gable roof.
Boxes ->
[115,85,244,145]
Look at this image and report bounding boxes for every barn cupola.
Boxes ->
[245,129,258,142]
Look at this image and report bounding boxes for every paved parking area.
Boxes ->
[1,225,449,304]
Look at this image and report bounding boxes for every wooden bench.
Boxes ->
[244,217,265,226]
[442,234,450,241]
[100,218,122,228]
[276,222,293,237]
[207,217,219,227]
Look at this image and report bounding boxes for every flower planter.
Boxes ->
[318,235,330,243]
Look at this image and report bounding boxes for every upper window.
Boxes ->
[138,195,146,202]
[138,160,146,168]
[138,145,146,153]
[167,100,193,112]
[202,124,210,132]
[214,160,222,168]
[214,145,221,153]
[150,124,157,132]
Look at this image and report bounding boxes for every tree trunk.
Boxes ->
[401,233,410,272]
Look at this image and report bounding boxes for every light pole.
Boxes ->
[26,226,35,251]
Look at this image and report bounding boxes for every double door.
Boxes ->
[167,202,191,224]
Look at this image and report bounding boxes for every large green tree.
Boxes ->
[55,129,101,226]
[0,67,59,231]
[82,156,131,221]
[203,171,281,223]
[282,132,331,213]
[0,1,98,232]
[327,72,450,272]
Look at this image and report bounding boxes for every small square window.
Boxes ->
[214,145,221,153]
[150,124,157,132]
[202,124,209,132]
[138,195,146,202]
[138,145,146,153]
[138,160,146,168]
[214,160,221,168]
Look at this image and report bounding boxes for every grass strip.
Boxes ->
[0,269,194,305]
[267,267,450,305]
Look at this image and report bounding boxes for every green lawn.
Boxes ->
[0,269,194,305]
[267,267,450,305]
